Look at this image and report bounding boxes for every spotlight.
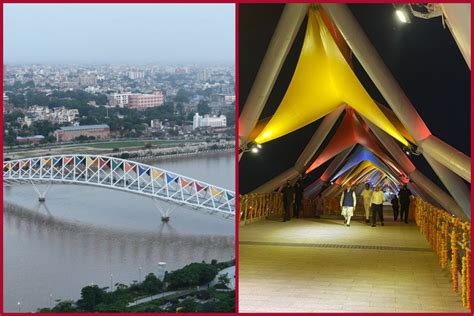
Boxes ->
[256,144,262,149]
[396,9,410,23]
[251,147,259,154]
[394,4,412,24]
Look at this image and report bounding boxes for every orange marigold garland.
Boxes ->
[451,223,459,293]
[465,249,471,309]
[460,223,471,309]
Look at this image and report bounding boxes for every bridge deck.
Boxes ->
[238,214,467,313]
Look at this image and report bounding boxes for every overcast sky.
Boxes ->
[4,4,235,64]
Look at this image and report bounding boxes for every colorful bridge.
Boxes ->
[3,154,235,216]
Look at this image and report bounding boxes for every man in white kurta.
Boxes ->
[360,183,373,223]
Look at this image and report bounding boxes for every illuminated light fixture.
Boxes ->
[396,10,410,23]
[394,4,412,24]
[240,141,261,154]
[403,145,420,156]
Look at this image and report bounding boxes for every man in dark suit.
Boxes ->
[282,180,294,222]
[294,179,303,218]
[398,184,413,224]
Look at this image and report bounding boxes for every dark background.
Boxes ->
[239,4,470,194]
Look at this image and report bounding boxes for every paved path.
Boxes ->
[239,215,468,313]
[127,290,183,307]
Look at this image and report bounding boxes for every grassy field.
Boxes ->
[88,140,199,149]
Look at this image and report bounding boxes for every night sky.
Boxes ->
[239,4,470,194]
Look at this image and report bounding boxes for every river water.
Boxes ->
[3,151,235,312]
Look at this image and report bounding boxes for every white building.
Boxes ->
[108,93,131,107]
[128,71,145,80]
[224,95,236,104]
[150,119,163,129]
[193,113,226,130]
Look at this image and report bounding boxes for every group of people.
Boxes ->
[340,183,413,227]
[282,179,304,221]
[281,179,413,226]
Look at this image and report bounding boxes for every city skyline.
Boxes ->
[4,4,235,64]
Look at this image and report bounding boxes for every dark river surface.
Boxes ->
[3,151,235,312]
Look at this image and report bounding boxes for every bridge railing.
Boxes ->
[239,193,283,225]
[4,155,235,215]
[414,196,471,309]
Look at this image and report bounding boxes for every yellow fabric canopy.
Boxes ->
[254,9,409,146]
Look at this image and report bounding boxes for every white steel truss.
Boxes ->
[3,154,235,216]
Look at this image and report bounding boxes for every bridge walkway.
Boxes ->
[238,210,467,313]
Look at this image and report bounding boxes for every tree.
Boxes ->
[217,273,231,289]
[177,298,198,312]
[197,101,211,115]
[142,273,163,294]
[77,285,106,311]
[165,263,218,290]
[175,89,191,103]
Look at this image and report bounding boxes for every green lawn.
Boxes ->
[88,140,198,149]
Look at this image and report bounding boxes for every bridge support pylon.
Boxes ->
[31,181,52,202]
[153,198,180,223]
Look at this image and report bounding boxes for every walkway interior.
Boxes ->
[239,213,467,313]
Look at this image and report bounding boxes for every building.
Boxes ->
[108,93,131,107]
[128,91,164,110]
[224,95,236,105]
[128,70,145,80]
[197,68,211,82]
[49,107,79,124]
[54,124,110,142]
[78,74,97,87]
[16,135,44,145]
[193,113,227,130]
[150,119,163,129]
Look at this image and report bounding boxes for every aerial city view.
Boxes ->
[3,4,235,312]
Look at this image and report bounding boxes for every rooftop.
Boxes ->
[59,124,109,131]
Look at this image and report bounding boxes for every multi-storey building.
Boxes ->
[193,113,227,130]
[128,91,164,110]
[108,92,131,107]
[128,71,145,80]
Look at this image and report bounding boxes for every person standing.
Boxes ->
[282,180,294,222]
[360,183,373,223]
[391,193,400,221]
[315,193,323,218]
[340,185,356,227]
[294,179,303,218]
[398,184,413,224]
[370,185,385,227]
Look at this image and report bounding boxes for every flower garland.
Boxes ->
[414,196,470,307]
[440,217,449,269]
[450,226,458,293]
[460,223,471,308]
[464,249,471,309]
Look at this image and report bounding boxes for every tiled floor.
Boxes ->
[239,216,469,313]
